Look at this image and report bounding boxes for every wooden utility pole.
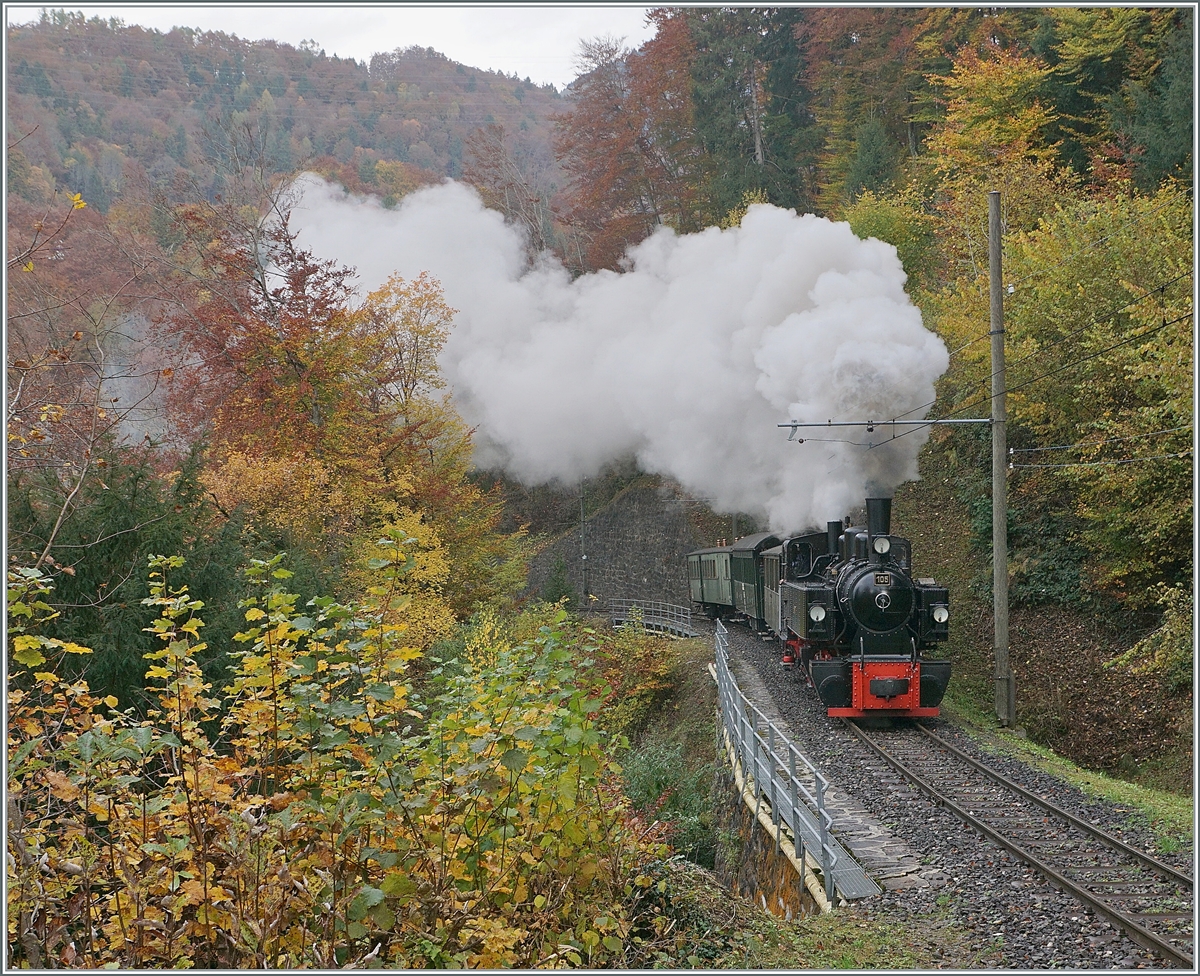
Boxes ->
[580,479,588,602]
[990,191,1015,726]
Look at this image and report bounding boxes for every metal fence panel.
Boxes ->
[608,598,697,637]
[713,620,880,901]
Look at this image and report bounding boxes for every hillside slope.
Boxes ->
[892,451,1192,794]
[7,10,563,210]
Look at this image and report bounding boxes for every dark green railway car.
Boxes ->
[729,532,780,628]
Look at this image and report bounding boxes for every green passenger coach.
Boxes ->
[687,545,733,612]
[729,532,780,629]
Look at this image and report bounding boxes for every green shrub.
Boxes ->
[621,738,717,869]
[541,554,577,606]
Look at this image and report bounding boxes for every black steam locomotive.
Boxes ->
[687,497,951,718]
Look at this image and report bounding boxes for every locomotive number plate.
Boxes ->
[874,573,892,585]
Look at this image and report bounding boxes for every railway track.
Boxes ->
[844,720,1194,968]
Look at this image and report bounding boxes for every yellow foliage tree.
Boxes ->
[352,274,529,615]
[344,514,456,651]
[357,271,454,420]
[922,45,1079,281]
[202,451,394,554]
[925,46,1059,177]
[375,159,427,201]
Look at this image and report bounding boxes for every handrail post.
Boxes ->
[816,774,834,899]
[768,725,781,852]
[750,709,761,820]
[789,749,801,862]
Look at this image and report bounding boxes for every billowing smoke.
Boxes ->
[291,175,948,534]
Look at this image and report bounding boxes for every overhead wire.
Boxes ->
[1002,311,1190,399]
[792,436,878,447]
[882,271,1193,429]
[946,332,991,361]
[926,248,1191,439]
[993,272,1190,458]
[1002,270,1192,377]
[1010,451,1192,470]
[863,310,1193,452]
[982,270,1187,386]
[1009,425,1192,454]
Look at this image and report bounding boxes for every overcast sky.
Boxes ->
[4,4,658,89]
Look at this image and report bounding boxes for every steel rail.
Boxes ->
[842,720,1193,969]
[915,723,1193,890]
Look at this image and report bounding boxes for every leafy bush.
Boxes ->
[621,739,717,869]
[1106,584,1194,692]
[585,611,677,738]
[6,550,670,969]
[541,554,577,606]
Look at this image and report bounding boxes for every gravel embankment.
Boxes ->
[715,618,1193,970]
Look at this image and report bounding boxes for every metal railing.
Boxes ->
[714,619,837,898]
[607,598,696,637]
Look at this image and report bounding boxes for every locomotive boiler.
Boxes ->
[688,497,951,718]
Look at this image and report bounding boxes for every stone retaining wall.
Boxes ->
[712,758,820,921]
[524,481,707,607]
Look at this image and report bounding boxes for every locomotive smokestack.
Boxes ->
[827,520,842,556]
[866,497,892,538]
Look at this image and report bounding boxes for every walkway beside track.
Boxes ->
[713,620,880,904]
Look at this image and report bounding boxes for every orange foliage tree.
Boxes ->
[553,10,702,271]
[162,183,526,615]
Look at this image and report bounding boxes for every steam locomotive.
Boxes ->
[687,497,951,718]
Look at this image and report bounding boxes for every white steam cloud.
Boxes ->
[292,175,948,534]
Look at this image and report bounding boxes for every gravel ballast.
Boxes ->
[714,618,1193,970]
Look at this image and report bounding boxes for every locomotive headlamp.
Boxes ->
[808,604,826,622]
[932,605,949,624]
[873,536,891,554]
